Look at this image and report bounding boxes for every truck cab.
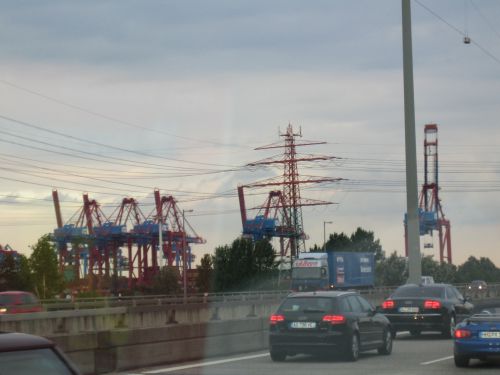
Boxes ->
[291,253,330,291]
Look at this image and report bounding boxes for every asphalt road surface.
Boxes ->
[121,332,500,375]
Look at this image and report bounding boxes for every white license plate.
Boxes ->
[399,307,419,313]
[479,331,500,339]
[290,322,316,329]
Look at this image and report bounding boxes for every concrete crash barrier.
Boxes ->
[0,307,128,337]
[0,301,281,336]
[50,317,269,375]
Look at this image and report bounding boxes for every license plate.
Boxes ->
[290,322,316,329]
[399,307,419,313]
[479,331,500,339]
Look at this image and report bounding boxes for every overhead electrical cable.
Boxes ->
[0,115,241,169]
[0,134,239,176]
[415,0,500,66]
[469,0,500,41]
[0,80,246,149]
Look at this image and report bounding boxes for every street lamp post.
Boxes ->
[182,209,193,304]
[323,221,333,252]
[402,0,421,283]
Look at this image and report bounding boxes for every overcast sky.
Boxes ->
[0,0,499,266]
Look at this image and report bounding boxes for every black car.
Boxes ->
[268,291,393,362]
[380,283,474,338]
[0,332,80,374]
[467,280,488,295]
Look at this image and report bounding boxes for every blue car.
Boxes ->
[454,307,500,367]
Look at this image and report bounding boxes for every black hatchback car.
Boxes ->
[380,283,474,338]
[269,291,393,362]
[0,332,80,374]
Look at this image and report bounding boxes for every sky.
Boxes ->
[0,0,499,267]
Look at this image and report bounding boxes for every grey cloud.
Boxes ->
[0,0,410,74]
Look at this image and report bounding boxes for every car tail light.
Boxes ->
[454,329,471,339]
[269,314,285,324]
[322,315,346,325]
[382,300,395,309]
[424,300,441,309]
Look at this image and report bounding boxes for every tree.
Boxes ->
[434,261,457,284]
[254,240,275,272]
[455,256,500,283]
[375,251,407,286]
[212,244,232,291]
[0,253,33,292]
[420,255,458,283]
[323,232,351,252]
[148,266,181,295]
[349,228,384,261]
[17,254,34,291]
[212,237,277,292]
[196,254,214,293]
[421,255,440,278]
[29,234,65,299]
[314,227,384,261]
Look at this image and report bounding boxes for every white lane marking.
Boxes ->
[420,355,454,365]
[142,352,269,374]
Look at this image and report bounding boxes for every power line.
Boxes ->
[0,154,241,182]
[0,132,241,176]
[469,0,500,41]
[0,79,246,149]
[1,175,149,197]
[0,114,241,169]
[414,0,500,66]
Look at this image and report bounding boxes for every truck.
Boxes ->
[291,251,375,291]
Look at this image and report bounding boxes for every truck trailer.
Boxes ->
[291,251,375,291]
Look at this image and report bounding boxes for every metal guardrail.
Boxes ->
[38,283,500,311]
[40,290,292,311]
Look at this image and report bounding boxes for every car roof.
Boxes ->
[287,291,357,298]
[467,314,500,323]
[0,291,34,295]
[0,332,54,352]
[401,283,449,288]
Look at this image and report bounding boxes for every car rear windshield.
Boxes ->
[0,348,73,375]
[279,297,334,313]
[0,295,16,305]
[392,286,444,298]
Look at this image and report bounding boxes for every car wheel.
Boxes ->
[390,328,397,339]
[454,354,469,367]
[345,333,360,361]
[270,349,286,362]
[409,329,421,337]
[442,314,456,338]
[378,329,393,355]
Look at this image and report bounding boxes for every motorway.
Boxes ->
[120,332,500,375]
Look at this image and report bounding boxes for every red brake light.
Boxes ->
[382,300,395,309]
[454,329,471,339]
[269,314,285,324]
[424,300,441,309]
[322,315,346,324]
